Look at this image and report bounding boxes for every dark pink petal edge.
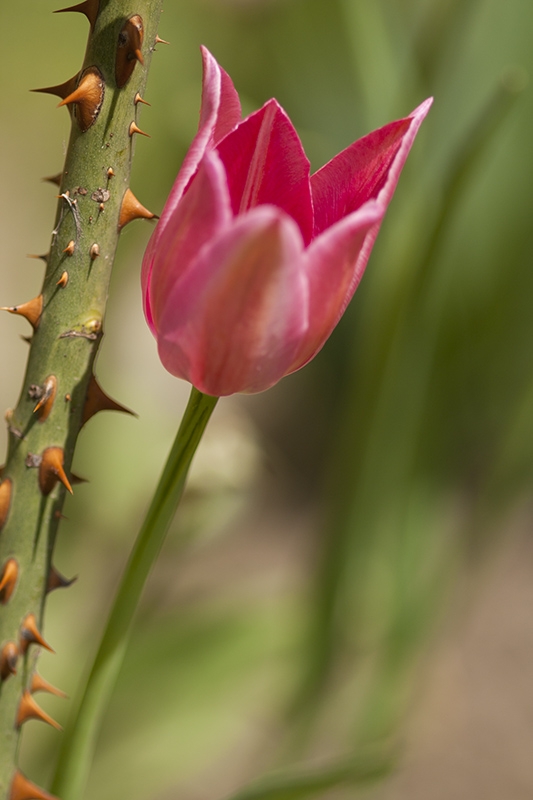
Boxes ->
[216,99,314,244]
[142,47,241,326]
[290,98,432,373]
[311,98,433,237]
[288,200,384,373]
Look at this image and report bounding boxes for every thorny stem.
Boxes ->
[0,1,164,796]
[52,388,218,800]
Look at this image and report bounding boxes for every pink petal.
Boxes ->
[142,47,241,314]
[311,98,433,236]
[144,152,233,331]
[216,99,314,245]
[288,201,384,373]
[200,47,242,148]
[157,206,307,396]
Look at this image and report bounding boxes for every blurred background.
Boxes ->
[1,0,533,798]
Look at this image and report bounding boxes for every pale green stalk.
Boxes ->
[52,388,217,800]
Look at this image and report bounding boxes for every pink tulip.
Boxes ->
[142,47,432,397]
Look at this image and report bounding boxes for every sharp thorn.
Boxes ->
[0,558,19,603]
[47,565,77,593]
[33,375,57,422]
[0,478,13,531]
[134,92,150,106]
[10,771,58,800]
[53,0,99,28]
[39,447,73,495]
[17,691,62,730]
[0,641,19,681]
[1,295,43,329]
[31,672,68,698]
[82,374,136,425]
[57,67,105,132]
[32,74,79,101]
[42,173,62,187]
[129,121,150,138]
[116,15,144,87]
[19,614,55,654]
[118,188,158,229]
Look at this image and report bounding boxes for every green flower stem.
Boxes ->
[51,387,218,800]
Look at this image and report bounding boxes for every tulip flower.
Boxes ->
[142,47,432,397]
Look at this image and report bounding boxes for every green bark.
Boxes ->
[0,1,164,796]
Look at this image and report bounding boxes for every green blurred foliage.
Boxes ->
[1,0,532,798]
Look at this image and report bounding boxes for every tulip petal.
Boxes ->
[164,46,241,216]
[311,98,433,236]
[288,201,384,373]
[157,207,307,396]
[145,151,233,331]
[200,47,242,147]
[216,99,314,245]
[142,47,241,313]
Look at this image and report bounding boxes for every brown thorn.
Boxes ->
[42,173,62,187]
[82,374,136,425]
[47,565,77,594]
[0,478,13,531]
[118,188,157,230]
[39,447,73,496]
[10,771,58,800]
[31,672,68,699]
[116,15,144,87]
[155,35,170,45]
[33,376,58,422]
[27,253,49,263]
[58,67,105,132]
[19,614,55,655]
[63,240,75,256]
[32,73,79,101]
[70,472,88,486]
[54,0,100,28]
[57,271,69,288]
[106,167,115,178]
[129,121,150,138]
[0,641,19,681]
[134,92,150,106]
[1,295,43,329]
[89,243,100,260]
[17,691,62,730]
[0,558,19,603]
